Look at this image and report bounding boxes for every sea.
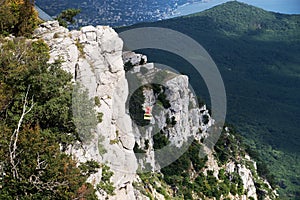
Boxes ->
[167,0,300,18]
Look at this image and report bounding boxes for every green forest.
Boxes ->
[0,1,112,199]
[117,1,300,199]
[1,0,299,199]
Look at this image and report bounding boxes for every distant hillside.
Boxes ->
[117,1,300,199]
[186,1,300,39]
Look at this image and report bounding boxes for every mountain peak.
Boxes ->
[180,1,297,36]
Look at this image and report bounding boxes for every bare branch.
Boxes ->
[29,174,68,192]
[9,85,34,179]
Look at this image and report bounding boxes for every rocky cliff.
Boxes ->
[33,21,277,200]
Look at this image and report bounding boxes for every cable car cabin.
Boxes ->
[144,106,152,120]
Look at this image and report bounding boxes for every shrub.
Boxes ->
[0,38,97,199]
[94,96,101,106]
[97,165,115,195]
[202,114,209,124]
[56,8,81,28]
[157,92,171,109]
[128,86,149,126]
[144,139,150,149]
[124,61,134,72]
[133,142,146,154]
[97,112,103,123]
[75,39,85,57]
[0,0,39,37]
[98,135,107,155]
[109,139,119,145]
[153,130,170,150]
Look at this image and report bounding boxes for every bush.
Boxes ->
[128,86,150,126]
[98,135,107,155]
[153,130,170,150]
[144,139,149,149]
[124,61,134,72]
[97,112,103,123]
[202,114,209,125]
[133,142,146,153]
[0,38,97,199]
[97,165,115,195]
[75,39,85,57]
[56,8,81,28]
[157,92,171,109]
[0,0,39,37]
[94,96,101,106]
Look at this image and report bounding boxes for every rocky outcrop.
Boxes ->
[33,21,277,200]
[127,63,214,171]
[34,21,137,200]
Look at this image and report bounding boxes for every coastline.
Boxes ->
[166,0,300,19]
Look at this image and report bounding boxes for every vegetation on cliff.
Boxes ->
[0,5,109,198]
[117,2,300,198]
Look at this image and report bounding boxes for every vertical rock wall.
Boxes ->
[34,21,137,200]
[33,21,277,200]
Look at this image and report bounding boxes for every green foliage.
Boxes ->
[72,85,97,143]
[0,37,98,198]
[214,127,241,165]
[118,2,300,198]
[150,83,162,95]
[94,96,101,106]
[154,136,250,199]
[79,160,100,176]
[0,126,97,199]
[97,164,115,195]
[245,145,277,189]
[136,172,172,200]
[159,140,219,199]
[97,112,103,123]
[75,39,85,57]
[1,39,76,142]
[133,142,146,154]
[56,8,81,28]
[128,86,150,126]
[109,139,119,145]
[202,114,209,125]
[124,61,134,72]
[188,142,207,171]
[98,135,107,155]
[157,92,171,109]
[144,139,150,149]
[149,83,171,109]
[153,130,170,150]
[0,0,39,37]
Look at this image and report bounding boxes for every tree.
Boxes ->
[0,0,39,37]
[0,37,98,199]
[56,8,81,28]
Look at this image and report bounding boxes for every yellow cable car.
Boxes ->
[144,106,152,120]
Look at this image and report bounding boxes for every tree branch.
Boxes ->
[9,85,34,179]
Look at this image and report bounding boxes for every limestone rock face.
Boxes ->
[33,22,277,200]
[34,21,137,200]
[126,55,214,172]
[238,164,257,199]
[123,53,277,200]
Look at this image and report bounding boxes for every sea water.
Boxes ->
[168,0,300,18]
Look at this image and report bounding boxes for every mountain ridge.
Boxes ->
[116,1,300,198]
[0,1,297,199]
